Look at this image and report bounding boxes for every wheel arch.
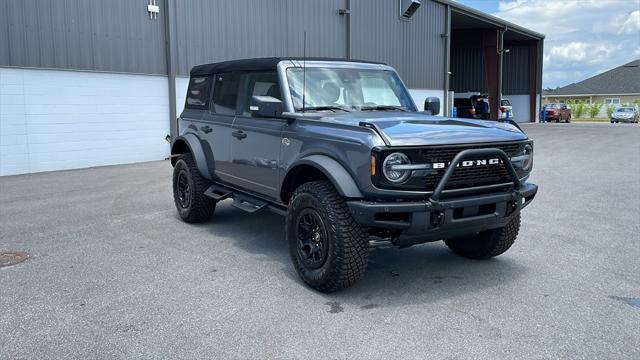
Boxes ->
[170,134,212,179]
[280,155,363,204]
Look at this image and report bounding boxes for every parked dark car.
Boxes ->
[544,103,571,122]
[610,107,638,123]
[170,58,538,292]
[454,95,512,120]
[453,97,478,119]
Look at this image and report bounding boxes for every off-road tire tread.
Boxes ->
[444,214,520,259]
[286,180,368,292]
[173,153,216,223]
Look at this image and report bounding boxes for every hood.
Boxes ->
[306,111,528,146]
[612,112,633,117]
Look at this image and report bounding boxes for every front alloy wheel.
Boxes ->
[295,209,329,269]
[286,180,369,292]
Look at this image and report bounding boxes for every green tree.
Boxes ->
[588,103,602,119]
[606,104,616,118]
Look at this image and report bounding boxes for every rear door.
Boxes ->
[202,72,240,183]
[228,71,285,200]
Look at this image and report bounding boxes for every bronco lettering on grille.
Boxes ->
[433,158,501,169]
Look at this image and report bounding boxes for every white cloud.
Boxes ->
[619,10,640,34]
[494,0,640,88]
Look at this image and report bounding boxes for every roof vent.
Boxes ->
[400,0,421,20]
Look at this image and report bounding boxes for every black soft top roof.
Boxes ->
[190,57,385,76]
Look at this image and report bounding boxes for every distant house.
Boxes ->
[543,59,640,107]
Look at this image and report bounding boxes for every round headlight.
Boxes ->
[383,152,411,183]
[522,143,533,171]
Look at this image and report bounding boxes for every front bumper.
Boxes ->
[611,117,636,123]
[347,147,538,247]
[348,182,537,247]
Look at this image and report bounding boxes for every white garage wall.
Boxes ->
[175,76,190,116]
[0,68,171,176]
[408,89,445,115]
[503,94,530,123]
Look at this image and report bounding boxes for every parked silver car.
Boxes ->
[610,107,638,123]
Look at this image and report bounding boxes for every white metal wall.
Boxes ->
[0,68,170,176]
[503,94,530,123]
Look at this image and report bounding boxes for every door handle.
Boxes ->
[200,125,212,134]
[232,130,247,139]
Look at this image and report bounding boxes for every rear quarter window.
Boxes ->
[185,76,213,109]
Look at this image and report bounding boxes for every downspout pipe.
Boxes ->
[444,4,451,116]
[497,25,507,120]
[164,0,177,139]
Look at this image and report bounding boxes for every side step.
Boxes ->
[204,183,287,216]
[204,186,233,201]
[231,197,267,213]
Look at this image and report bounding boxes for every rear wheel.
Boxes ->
[444,214,520,259]
[286,181,369,292]
[172,153,216,223]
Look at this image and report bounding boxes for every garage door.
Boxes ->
[0,67,170,176]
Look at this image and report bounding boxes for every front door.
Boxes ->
[229,71,285,200]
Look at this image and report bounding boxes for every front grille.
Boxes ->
[374,142,526,192]
[418,142,522,190]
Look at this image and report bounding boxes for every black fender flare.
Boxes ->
[171,134,212,179]
[289,155,363,198]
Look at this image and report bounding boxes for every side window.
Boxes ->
[185,76,212,109]
[238,71,280,116]
[212,73,240,115]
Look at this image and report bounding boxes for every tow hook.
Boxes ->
[507,200,518,215]
[430,211,445,227]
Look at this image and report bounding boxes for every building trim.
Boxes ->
[0,65,166,78]
[543,93,640,97]
[434,0,545,40]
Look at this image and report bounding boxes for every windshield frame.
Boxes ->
[277,61,417,113]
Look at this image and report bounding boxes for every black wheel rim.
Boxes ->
[295,209,328,269]
[176,170,191,209]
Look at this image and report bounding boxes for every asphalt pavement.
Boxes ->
[1,122,639,359]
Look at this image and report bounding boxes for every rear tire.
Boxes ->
[172,153,216,223]
[286,181,369,292]
[444,214,520,259]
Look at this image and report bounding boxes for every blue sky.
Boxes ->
[455,0,640,88]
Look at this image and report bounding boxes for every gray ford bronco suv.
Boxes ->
[170,57,538,292]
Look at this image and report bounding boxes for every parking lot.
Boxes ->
[1,122,639,359]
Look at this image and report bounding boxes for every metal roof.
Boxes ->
[435,0,545,40]
[544,60,640,96]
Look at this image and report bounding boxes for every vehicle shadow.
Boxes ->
[202,201,528,307]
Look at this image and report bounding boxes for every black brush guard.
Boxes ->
[348,148,538,247]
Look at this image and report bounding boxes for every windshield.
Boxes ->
[547,103,560,109]
[286,67,416,112]
[617,107,634,113]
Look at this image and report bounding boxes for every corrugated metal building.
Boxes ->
[0,0,543,176]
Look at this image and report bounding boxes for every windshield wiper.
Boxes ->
[360,105,407,112]
[302,106,352,112]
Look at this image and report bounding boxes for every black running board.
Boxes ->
[204,183,287,216]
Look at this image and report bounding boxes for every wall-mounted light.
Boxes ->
[400,0,421,20]
[147,0,160,20]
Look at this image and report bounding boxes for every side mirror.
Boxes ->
[424,97,440,115]
[250,96,283,118]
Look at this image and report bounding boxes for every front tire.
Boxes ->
[444,214,520,259]
[286,181,369,292]
[172,153,216,223]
